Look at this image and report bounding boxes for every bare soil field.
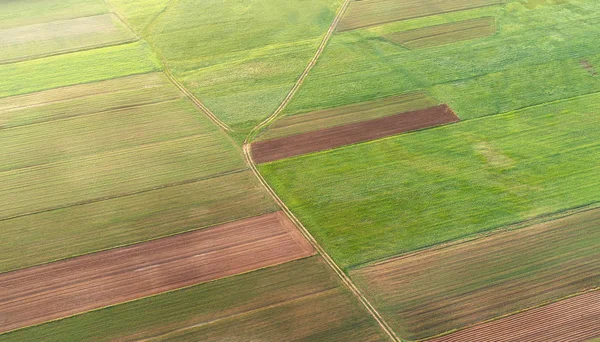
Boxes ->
[384,17,496,49]
[0,211,314,333]
[252,104,458,163]
[428,290,600,342]
[351,208,600,340]
[338,0,504,32]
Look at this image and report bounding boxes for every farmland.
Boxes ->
[109,0,345,130]
[1,212,313,333]
[0,257,386,342]
[352,208,600,340]
[260,93,600,268]
[0,0,107,29]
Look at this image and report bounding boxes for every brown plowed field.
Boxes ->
[428,290,600,342]
[0,211,314,333]
[251,104,459,163]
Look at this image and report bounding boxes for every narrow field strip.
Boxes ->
[428,289,600,342]
[383,16,496,49]
[337,0,504,32]
[351,208,600,340]
[0,257,387,342]
[258,92,438,141]
[0,211,314,333]
[251,104,458,163]
[0,14,138,64]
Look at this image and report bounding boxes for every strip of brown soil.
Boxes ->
[428,290,600,342]
[251,104,459,163]
[0,211,314,333]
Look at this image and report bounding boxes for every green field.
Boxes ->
[0,74,277,272]
[1,257,386,342]
[260,93,600,268]
[284,1,600,118]
[110,0,344,130]
[0,0,108,29]
[352,208,600,340]
[0,14,137,63]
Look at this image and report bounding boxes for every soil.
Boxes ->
[251,104,459,163]
[428,290,600,342]
[0,211,314,333]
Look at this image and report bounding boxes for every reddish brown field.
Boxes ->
[428,290,600,342]
[251,104,459,163]
[0,211,314,333]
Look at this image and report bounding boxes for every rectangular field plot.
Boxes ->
[0,212,314,333]
[352,208,600,340]
[384,17,496,49]
[429,290,600,342]
[260,93,600,268]
[252,104,458,163]
[0,14,138,63]
[0,0,107,29]
[338,0,504,31]
[258,92,438,141]
[0,74,277,272]
[0,257,386,342]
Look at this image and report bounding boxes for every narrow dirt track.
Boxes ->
[428,290,600,342]
[0,211,314,333]
[251,104,459,163]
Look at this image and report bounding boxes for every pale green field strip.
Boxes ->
[0,41,161,98]
[0,170,277,273]
[352,208,600,340]
[284,1,600,120]
[260,93,600,269]
[0,0,107,29]
[0,73,182,128]
[0,257,387,342]
[384,17,496,49]
[258,92,438,141]
[338,0,504,32]
[0,14,138,64]
[110,0,345,129]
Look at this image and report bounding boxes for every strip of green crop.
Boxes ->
[260,92,600,269]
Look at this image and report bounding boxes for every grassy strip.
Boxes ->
[383,17,496,49]
[0,14,137,64]
[0,257,386,342]
[0,41,161,98]
[338,0,503,31]
[260,92,600,268]
[0,0,107,29]
[258,92,438,141]
[352,208,600,340]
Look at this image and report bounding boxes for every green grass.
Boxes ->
[0,0,108,29]
[0,41,161,98]
[260,93,600,269]
[352,208,600,340]
[284,1,600,118]
[0,14,138,64]
[110,0,344,130]
[0,257,386,342]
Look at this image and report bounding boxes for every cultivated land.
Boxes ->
[1,257,386,342]
[337,0,504,32]
[0,212,313,333]
[252,104,458,163]
[429,290,600,342]
[0,14,137,63]
[0,0,107,29]
[260,93,600,268]
[110,0,345,130]
[352,208,600,340]
[0,73,278,272]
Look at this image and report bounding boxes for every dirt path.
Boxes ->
[428,289,600,342]
[0,212,314,333]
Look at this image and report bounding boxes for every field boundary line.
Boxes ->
[245,0,352,143]
[138,287,340,341]
[353,201,600,271]
[242,144,401,342]
[421,287,600,342]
